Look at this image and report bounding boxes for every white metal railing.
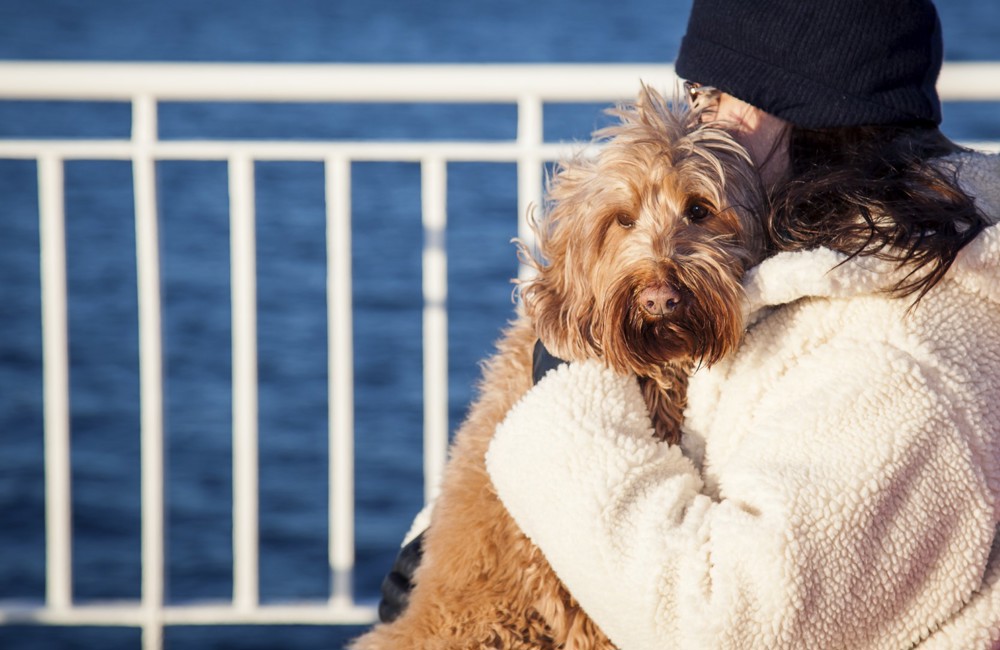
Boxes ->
[1,62,998,650]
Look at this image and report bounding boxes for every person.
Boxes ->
[381,0,1000,647]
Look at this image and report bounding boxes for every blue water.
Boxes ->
[0,1,997,648]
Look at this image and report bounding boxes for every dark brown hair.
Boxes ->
[766,123,987,301]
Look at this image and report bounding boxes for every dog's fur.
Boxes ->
[351,86,765,649]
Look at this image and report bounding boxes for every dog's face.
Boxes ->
[521,86,766,378]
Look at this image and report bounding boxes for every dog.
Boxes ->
[350,85,766,649]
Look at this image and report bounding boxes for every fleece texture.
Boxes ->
[486,151,1000,649]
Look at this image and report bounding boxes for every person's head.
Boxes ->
[676,0,944,132]
[674,0,987,301]
[677,0,945,182]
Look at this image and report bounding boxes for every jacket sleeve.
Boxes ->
[485,350,997,649]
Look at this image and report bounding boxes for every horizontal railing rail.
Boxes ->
[2,61,1000,102]
[1,62,998,650]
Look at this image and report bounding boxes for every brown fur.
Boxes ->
[350,86,765,650]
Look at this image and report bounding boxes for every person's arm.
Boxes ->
[486,347,996,649]
[377,531,425,623]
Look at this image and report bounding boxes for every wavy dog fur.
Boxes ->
[350,86,765,650]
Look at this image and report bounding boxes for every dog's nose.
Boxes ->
[639,284,682,316]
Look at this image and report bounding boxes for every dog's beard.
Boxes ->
[595,253,746,376]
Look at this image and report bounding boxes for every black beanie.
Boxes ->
[675,0,943,128]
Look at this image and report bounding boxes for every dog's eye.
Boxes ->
[685,201,712,222]
[616,212,636,229]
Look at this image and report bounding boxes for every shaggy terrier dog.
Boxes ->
[351,85,765,649]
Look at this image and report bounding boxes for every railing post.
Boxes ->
[229,153,260,611]
[38,153,72,613]
[133,93,166,650]
[421,157,449,504]
[326,155,356,607]
[517,95,544,280]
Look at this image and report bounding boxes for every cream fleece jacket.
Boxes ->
[486,152,1000,649]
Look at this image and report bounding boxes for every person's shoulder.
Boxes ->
[942,150,1000,223]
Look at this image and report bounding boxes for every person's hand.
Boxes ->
[377,530,424,623]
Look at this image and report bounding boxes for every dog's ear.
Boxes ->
[519,159,604,361]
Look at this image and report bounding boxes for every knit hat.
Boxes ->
[675,0,943,128]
